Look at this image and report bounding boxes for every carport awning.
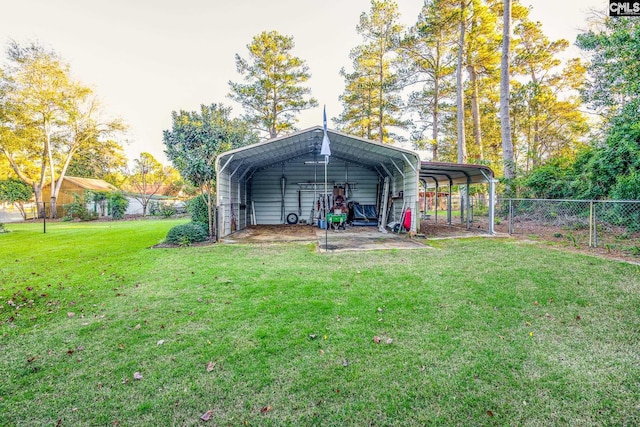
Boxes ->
[216,126,420,179]
[419,161,494,186]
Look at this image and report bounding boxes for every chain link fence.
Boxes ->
[496,198,640,258]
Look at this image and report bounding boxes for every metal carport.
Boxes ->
[215,127,422,238]
[419,161,496,234]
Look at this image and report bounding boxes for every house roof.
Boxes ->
[63,176,118,191]
[216,126,421,179]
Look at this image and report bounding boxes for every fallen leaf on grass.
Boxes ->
[487,410,494,417]
[67,312,75,318]
[342,359,349,367]
[118,343,124,350]
[157,340,165,345]
[133,372,143,380]
[134,324,141,330]
[200,410,213,421]
[386,338,393,345]
[260,405,272,414]
[206,361,216,372]
[576,315,581,321]
[27,356,36,363]
[373,336,381,343]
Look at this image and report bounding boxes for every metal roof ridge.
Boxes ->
[217,125,420,160]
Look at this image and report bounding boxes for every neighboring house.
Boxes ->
[124,184,186,216]
[41,176,117,217]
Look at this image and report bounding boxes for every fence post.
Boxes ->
[460,189,464,226]
[593,201,598,248]
[508,199,513,234]
[589,200,594,248]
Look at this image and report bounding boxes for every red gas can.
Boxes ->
[403,208,412,231]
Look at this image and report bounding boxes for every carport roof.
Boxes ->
[420,161,494,186]
[216,126,420,178]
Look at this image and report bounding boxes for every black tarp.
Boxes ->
[350,203,378,226]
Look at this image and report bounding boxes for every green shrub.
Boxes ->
[187,195,210,232]
[108,192,129,220]
[63,193,98,221]
[165,222,208,246]
[160,204,176,218]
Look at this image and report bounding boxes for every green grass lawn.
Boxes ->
[1,220,639,426]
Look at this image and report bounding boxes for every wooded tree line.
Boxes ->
[2,0,639,211]
[333,0,590,191]
[220,0,638,200]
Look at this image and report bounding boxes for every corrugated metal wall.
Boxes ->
[382,162,418,228]
[250,156,380,225]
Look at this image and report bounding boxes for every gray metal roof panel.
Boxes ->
[217,126,420,175]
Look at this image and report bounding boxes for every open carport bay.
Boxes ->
[220,224,428,252]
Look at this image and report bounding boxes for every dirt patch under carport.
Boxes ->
[316,227,427,252]
[220,224,429,252]
[220,224,316,243]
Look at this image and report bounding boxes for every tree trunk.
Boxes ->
[432,88,439,161]
[468,65,483,161]
[432,42,441,162]
[33,185,45,218]
[532,121,541,168]
[45,125,58,219]
[1,146,46,217]
[500,0,516,185]
[378,57,384,143]
[456,0,467,164]
[51,146,79,219]
[206,185,214,241]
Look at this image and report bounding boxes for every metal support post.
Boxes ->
[508,199,513,234]
[589,201,594,247]
[593,201,598,248]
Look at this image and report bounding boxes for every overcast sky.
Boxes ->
[1,0,606,164]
